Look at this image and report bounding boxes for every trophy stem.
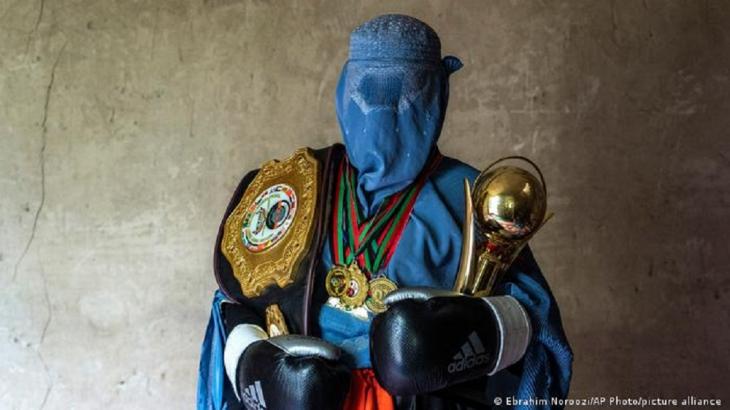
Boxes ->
[469,253,505,296]
[469,241,530,296]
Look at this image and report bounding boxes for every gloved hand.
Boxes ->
[369,287,531,396]
[224,325,351,410]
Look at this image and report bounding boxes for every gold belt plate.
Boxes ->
[221,148,319,298]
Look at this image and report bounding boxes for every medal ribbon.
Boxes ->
[331,151,443,275]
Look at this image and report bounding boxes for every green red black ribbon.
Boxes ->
[331,151,443,276]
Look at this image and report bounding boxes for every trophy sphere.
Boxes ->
[472,165,547,240]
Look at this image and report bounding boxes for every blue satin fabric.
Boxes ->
[497,249,574,406]
[196,291,232,410]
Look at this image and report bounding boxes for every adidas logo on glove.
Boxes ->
[448,331,489,374]
[241,380,267,409]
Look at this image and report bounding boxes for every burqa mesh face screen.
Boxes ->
[335,14,462,208]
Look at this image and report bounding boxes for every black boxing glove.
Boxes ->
[369,287,531,396]
[224,324,351,410]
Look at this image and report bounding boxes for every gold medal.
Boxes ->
[365,277,398,314]
[339,263,369,309]
[325,264,350,298]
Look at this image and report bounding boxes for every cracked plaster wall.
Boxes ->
[1,1,729,409]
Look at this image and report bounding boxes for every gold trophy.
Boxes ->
[453,156,552,296]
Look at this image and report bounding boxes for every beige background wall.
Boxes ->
[1,1,729,408]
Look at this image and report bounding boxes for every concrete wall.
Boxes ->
[1,1,728,408]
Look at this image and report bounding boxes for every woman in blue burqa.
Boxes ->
[198,14,572,410]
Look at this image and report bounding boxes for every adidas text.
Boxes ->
[448,331,488,374]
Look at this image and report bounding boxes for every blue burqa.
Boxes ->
[197,14,572,409]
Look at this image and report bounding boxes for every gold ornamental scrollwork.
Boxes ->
[265,304,290,337]
[221,148,319,298]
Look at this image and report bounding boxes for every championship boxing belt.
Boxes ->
[214,145,345,336]
[370,287,532,397]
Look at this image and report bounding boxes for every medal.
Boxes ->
[365,276,398,314]
[325,264,350,297]
[326,153,443,314]
[326,264,370,310]
[339,264,369,309]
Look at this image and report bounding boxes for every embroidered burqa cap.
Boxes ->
[348,14,443,63]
